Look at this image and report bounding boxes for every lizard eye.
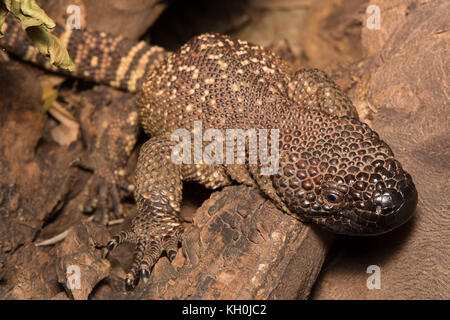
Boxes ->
[324,191,343,203]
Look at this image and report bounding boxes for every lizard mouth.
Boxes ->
[305,181,418,235]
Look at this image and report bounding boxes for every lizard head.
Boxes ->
[272,111,417,235]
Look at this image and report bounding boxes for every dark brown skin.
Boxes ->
[105,34,417,289]
[0,22,417,290]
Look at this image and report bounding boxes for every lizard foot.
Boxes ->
[82,175,132,224]
[74,158,133,224]
[106,219,183,290]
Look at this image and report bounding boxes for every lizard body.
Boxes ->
[0,19,418,289]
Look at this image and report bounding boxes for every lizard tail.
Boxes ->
[0,15,167,92]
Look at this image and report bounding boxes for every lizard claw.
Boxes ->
[167,250,177,262]
[140,267,150,283]
[106,235,121,251]
[107,223,183,290]
[125,274,137,291]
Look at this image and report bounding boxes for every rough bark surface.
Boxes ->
[82,0,167,40]
[55,221,111,300]
[298,0,366,70]
[0,0,447,300]
[0,61,86,299]
[0,66,331,299]
[39,0,167,40]
[311,0,449,299]
[97,185,332,300]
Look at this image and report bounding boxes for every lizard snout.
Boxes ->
[371,178,418,233]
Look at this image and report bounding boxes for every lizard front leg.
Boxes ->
[106,136,183,289]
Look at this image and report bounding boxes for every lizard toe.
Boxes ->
[125,267,139,291]
[105,231,133,255]
[115,224,183,289]
[162,234,181,262]
[81,175,129,224]
[124,239,160,289]
[140,267,151,283]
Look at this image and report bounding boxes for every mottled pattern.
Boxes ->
[273,115,416,235]
[108,136,184,287]
[0,16,166,92]
[113,34,416,288]
[289,69,359,119]
[0,23,417,290]
[138,33,291,135]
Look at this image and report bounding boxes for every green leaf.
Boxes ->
[0,0,75,70]
[26,25,75,71]
[41,85,58,111]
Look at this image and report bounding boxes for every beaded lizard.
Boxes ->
[0,17,418,289]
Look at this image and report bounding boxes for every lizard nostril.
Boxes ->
[371,178,417,230]
[372,188,403,210]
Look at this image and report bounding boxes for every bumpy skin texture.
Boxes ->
[109,34,417,288]
[1,24,417,289]
[0,16,166,92]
